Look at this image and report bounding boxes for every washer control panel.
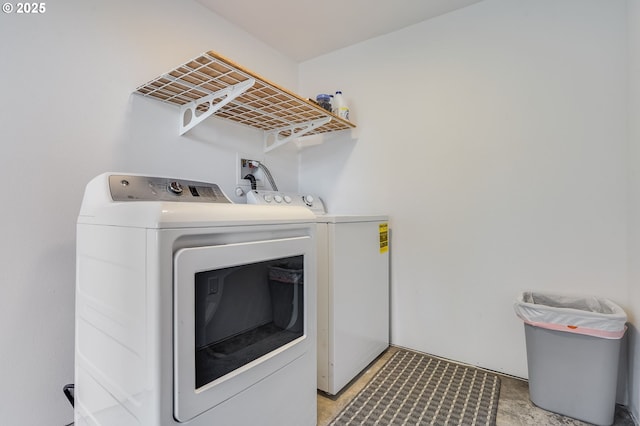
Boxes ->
[246,190,326,215]
[108,174,231,203]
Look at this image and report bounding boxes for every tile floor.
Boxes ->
[317,346,636,426]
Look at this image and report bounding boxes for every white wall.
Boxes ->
[627,0,640,421]
[0,1,299,424]
[299,0,629,383]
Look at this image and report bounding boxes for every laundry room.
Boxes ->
[1,0,639,425]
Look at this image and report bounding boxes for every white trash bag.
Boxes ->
[514,291,627,339]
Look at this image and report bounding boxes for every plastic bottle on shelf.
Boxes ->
[333,91,350,121]
[316,94,332,111]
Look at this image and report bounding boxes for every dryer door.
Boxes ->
[173,236,312,422]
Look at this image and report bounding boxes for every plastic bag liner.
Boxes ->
[514,291,627,339]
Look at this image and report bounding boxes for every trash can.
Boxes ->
[514,291,627,426]
[268,262,304,333]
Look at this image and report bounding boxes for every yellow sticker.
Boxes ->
[379,223,389,253]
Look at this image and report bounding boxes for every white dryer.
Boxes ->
[75,174,317,426]
[247,190,390,395]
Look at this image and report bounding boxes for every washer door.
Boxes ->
[173,236,312,422]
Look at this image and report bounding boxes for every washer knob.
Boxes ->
[283,195,292,204]
[302,195,314,206]
[168,181,183,194]
[263,194,273,203]
[274,195,283,203]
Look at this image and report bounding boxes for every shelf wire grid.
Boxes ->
[135,51,354,137]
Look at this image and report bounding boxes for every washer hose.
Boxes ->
[251,161,278,191]
[243,174,257,190]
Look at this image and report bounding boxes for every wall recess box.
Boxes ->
[236,155,264,189]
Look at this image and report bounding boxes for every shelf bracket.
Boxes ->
[179,78,255,135]
[263,117,332,153]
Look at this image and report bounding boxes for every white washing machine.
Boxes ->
[247,190,390,395]
[75,174,317,426]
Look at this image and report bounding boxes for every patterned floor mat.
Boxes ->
[329,349,501,425]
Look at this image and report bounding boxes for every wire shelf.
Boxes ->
[135,50,355,141]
